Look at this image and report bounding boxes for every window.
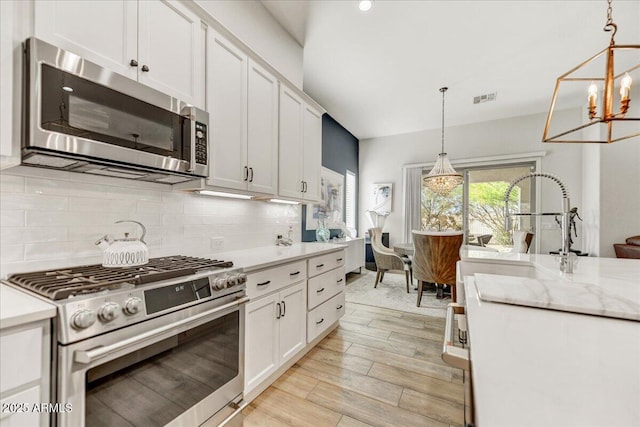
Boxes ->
[345,170,356,230]
[421,163,536,251]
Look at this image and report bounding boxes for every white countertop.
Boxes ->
[206,242,346,272]
[459,252,640,426]
[0,284,57,330]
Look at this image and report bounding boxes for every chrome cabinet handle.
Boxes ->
[129,59,138,67]
[316,287,325,293]
[442,303,470,370]
[303,181,308,192]
[74,296,250,364]
[276,302,281,319]
[141,64,150,72]
[257,280,271,287]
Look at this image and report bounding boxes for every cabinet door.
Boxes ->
[247,60,279,195]
[278,85,304,199]
[244,293,279,393]
[302,103,323,202]
[278,282,307,364]
[206,30,248,191]
[138,0,204,107]
[34,0,138,80]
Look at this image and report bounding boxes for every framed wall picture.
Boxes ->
[305,167,344,230]
[370,183,392,213]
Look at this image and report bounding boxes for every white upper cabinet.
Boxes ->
[34,0,204,108]
[279,84,322,202]
[207,30,278,195]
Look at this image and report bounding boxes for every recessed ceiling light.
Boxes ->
[359,0,373,12]
[62,86,74,92]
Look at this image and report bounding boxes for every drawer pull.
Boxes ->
[336,305,343,310]
[316,263,325,268]
[337,258,343,262]
[281,300,286,317]
[257,280,271,287]
[289,271,301,276]
[316,318,324,325]
[316,287,325,293]
[276,302,281,319]
[337,278,343,283]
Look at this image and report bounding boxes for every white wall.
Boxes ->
[195,0,303,88]
[360,110,640,256]
[0,167,301,278]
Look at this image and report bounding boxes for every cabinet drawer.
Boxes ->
[246,260,306,299]
[0,385,41,426]
[307,291,345,343]
[308,266,345,310]
[307,250,345,278]
[0,327,42,393]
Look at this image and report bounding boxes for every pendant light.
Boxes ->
[424,87,463,195]
[543,0,639,144]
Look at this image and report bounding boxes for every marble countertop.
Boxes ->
[1,284,57,330]
[460,249,640,319]
[204,242,346,273]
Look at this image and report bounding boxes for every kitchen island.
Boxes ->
[458,250,640,426]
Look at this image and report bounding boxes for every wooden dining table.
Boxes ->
[393,242,414,256]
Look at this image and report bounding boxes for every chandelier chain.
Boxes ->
[439,87,447,154]
[603,0,617,44]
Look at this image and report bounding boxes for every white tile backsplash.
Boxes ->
[1,167,301,277]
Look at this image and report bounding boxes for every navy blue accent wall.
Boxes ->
[302,114,359,241]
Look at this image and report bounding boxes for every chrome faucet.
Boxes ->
[504,172,576,273]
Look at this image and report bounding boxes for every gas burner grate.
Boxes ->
[6,255,233,300]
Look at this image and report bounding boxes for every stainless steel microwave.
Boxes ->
[23,38,208,184]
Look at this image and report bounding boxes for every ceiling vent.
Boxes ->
[473,92,497,104]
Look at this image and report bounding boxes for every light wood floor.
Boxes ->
[234,289,464,426]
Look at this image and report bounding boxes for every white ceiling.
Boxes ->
[261,0,640,140]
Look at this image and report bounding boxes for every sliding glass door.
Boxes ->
[421,163,536,252]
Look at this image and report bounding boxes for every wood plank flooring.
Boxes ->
[234,298,464,427]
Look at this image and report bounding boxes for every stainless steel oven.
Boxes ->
[4,256,246,427]
[23,37,208,183]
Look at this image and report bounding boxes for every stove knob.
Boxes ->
[213,278,227,290]
[237,273,247,284]
[98,302,121,322]
[124,297,143,315]
[71,309,97,330]
[226,275,239,288]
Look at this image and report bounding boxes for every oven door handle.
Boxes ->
[74,296,250,365]
[442,303,470,370]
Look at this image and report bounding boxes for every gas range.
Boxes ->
[4,255,247,344]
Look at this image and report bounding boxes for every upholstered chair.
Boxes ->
[614,236,640,259]
[412,230,463,306]
[368,228,412,292]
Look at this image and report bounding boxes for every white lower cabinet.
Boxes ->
[0,320,51,427]
[244,281,306,393]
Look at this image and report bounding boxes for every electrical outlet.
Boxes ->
[210,237,224,251]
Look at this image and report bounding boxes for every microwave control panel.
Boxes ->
[195,122,208,165]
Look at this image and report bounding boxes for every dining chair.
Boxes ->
[412,230,463,306]
[368,228,412,292]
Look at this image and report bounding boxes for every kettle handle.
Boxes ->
[115,220,147,244]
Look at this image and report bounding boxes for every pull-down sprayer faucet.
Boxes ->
[504,172,575,273]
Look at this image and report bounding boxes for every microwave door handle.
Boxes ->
[185,106,196,172]
[74,296,250,365]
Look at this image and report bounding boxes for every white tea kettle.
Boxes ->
[96,220,149,267]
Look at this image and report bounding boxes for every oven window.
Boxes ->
[40,64,184,157]
[85,311,239,427]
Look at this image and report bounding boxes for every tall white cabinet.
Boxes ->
[34,0,205,108]
[278,84,323,203]
[207,31,278,196]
